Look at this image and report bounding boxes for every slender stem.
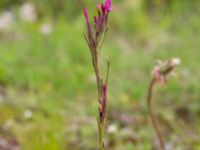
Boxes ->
[93,53,102,105]
[99,122,104,150]
[97,116,105,150]
[147,78,165,150]
[93,50,104,150]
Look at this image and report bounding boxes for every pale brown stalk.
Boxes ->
[147,78,165,150]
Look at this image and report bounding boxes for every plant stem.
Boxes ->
[94,52,104,150]
[98,121,104,150]
[147,78,165,150]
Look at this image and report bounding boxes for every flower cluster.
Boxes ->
[84,0,111,52]
[152,58,181,84]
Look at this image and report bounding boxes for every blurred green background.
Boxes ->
[0,0,200,149]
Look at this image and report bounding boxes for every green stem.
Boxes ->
[98,119,105,150]
[100,125,104,150]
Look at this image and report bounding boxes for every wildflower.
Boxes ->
[39,23,52,36]
[152,58,181,84]
[83,1,112,150]
[20,3,37,23]
[107,124,117,134]
[0,11,14,31]
[147,58,180,149]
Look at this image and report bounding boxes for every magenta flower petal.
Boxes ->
[105,0,112,12]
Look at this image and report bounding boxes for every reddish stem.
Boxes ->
[147,78,165,150]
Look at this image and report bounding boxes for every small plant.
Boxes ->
[83,0,112,149]
[147,58,180,150]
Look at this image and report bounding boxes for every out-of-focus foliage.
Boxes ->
[0,0,22,9]
[1,0,94,19]
[0,0,199,19]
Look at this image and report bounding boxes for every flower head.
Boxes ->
[105,0,112,12]
[84,0,112,52]
[152,58,181,84]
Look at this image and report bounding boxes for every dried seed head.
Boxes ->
[152,58,181,84]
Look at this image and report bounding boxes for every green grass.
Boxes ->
[0,3,200,149]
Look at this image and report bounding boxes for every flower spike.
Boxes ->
[83,1,112,150]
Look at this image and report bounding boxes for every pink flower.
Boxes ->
[105,0,112,12]
[83,0,112,52]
